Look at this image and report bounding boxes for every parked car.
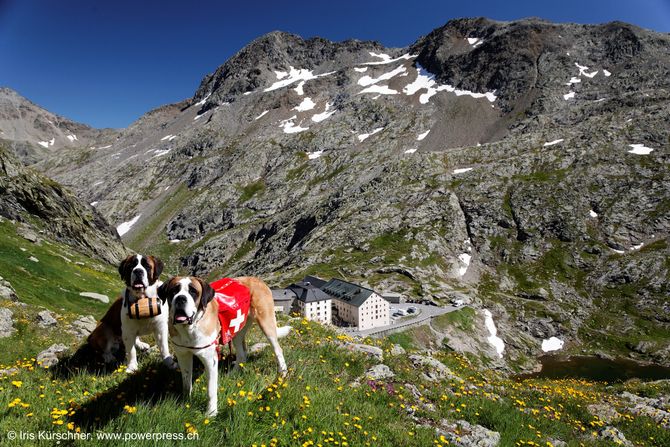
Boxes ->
[451,299,465,307]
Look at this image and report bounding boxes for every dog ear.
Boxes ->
[157,280,171,304]
[149,256,164,284]
[118,255,135,281]
[197,278,215,312]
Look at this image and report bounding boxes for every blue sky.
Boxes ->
[1,0,668,129]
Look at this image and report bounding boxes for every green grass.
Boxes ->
[0,219,120,363]
[238,180,266,203]
[432,307,476,333]
[126,183,195,256]
[0,219,118,316]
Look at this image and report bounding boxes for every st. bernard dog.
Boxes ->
[158,276,291,416]
[117,254,177,372]
[87,297,150,363]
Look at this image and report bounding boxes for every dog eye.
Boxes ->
[188,286,197,296]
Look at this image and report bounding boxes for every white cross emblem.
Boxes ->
[230,309,246,334]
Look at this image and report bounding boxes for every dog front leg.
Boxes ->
[197,348,218,417]
[155,325,177,369]
[175,350,193,397]
[122,331,139,373]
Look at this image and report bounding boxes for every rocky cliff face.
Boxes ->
[0,146,125,263]
[3,18,668,369]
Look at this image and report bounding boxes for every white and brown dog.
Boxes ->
[117,254,177,372]
[158,276,290,416]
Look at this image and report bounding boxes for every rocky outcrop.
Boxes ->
[362,364,395,381]
[36,310,58,328]
[409,354,463,382]
[0,146,125,264]
[36,343,69,368]
[0,276,18,301]
[0,308,15,337]
[437,419,500,447]
[67,315,97,339]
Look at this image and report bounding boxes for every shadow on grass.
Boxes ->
[65,351,237,430]
[49,344,122,379]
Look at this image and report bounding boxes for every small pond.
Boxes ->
[518,355,670,382]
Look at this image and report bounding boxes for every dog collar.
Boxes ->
[170,335,219,351]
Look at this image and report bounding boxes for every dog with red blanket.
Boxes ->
[158,275,291,416]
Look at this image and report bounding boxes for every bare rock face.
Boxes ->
[36,343,69,368]
[437,419,500,447]
[0,308,16,337]
[363,364,395,381]
[36,310,58,328]
[0,147,125,264]
[67,315,97,339]
[409,354,463,382]
[0,276,18,301]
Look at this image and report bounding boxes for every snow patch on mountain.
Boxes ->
[358,65,407,87]
[628,144,654,155]
[543,139,564,146]
[279,116,309,134]
[483,310,505,357]
[359,85,399,95]
[542,337,564,352]
[358,127,384,142]
[417,130,430,141]
[403,65,497,104]
[264,66,334,92]
[117,214,141,236]
[294,97,316,112]
[311,103,336,122]
[362,53,415,66]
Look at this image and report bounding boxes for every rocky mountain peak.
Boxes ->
[192,30,388,109]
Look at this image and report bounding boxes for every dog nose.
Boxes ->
[174,295,187,306]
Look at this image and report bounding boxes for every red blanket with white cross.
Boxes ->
[210,277,251,346]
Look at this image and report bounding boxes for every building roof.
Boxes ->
[302,275,327,288]
[321,278,376,308]
[272,289,297,301]
[288,280,332,303]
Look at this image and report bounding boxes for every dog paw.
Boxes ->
[135,341,151,352]
[126,363,139,373]
[205,408,218,417]
[163,356,179,370]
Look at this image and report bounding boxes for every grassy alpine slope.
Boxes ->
[1,310,669,446]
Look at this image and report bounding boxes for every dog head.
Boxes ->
[157,276,215,326]
[118,254,163,298]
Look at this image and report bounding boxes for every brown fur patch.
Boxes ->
[87,297,123,352]
[234,276,278,339]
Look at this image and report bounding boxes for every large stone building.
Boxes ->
[272,276,390,331]
[320,278,390,331]
[286,276,332,325]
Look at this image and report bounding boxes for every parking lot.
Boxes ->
[343,302,463,337]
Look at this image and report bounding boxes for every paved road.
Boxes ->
[343,303,464,337]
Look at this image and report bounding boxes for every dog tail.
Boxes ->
[276,326,292,338]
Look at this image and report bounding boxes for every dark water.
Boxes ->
[518,356,670,382]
